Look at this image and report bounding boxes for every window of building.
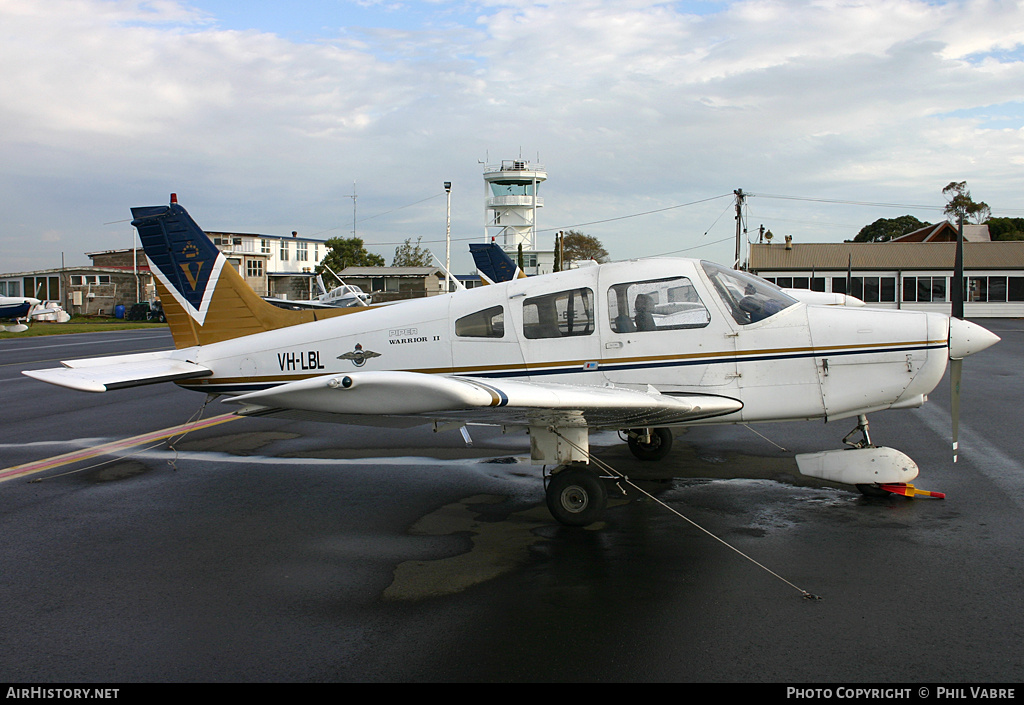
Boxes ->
[0,281,20,296]
[607,276,710,333]
[261,239,271,254]
[830,276,893,303]
[246,259,264,278]
[522,288,594,339]
[1009,278,1024,301]
[279,241,289,261]
[903,276,947,303]
[968,276,1010,302]
[456,306,505,338]
[297,242,308,262]
[69,274,111,286]
[23,276,60,300]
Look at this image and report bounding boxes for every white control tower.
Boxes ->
[483,159,547,251]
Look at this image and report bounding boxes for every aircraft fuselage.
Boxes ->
[173,257,950,428]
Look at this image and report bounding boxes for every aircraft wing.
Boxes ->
[262,297,337,310]
[227,370,742,429]
[23,351,212,392]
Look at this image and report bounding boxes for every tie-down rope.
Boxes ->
[550,427,821,601]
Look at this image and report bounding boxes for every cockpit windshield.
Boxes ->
[700,261,798,325]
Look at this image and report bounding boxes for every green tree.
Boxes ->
[561,230,609,265]
[987,217,1024,241]
[392,236,432,266]
[943,181,991,224]
[853,215,929,242]
[317,236,384,278]
[553,233,562,272]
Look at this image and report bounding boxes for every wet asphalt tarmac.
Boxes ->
[1,324,1023,683]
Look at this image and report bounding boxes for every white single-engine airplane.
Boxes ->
[24,196,1000,525]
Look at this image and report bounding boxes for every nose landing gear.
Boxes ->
[625,427,673,461]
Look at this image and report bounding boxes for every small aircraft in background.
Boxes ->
[24,195,999,525]
[264,272,371,311]
[1,297,70,332]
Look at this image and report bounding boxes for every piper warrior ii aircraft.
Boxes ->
[24,196,1000,526]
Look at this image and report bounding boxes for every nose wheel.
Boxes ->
[625,427,673,461]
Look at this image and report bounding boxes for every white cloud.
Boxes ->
[1,0,1022,273]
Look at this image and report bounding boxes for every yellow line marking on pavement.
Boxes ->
[0,413,241,483]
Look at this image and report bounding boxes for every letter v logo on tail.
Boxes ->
[180,260,205,291]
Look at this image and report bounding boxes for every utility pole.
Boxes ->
[444,181,452,293]
[733,188,746,270]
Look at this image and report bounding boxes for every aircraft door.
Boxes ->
[512,282,604,383]
[599,271,737,389]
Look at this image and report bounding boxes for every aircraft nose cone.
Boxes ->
[948,317,1000,359]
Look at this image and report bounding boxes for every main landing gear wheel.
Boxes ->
[545,467,608,527]
[626,427,673,461]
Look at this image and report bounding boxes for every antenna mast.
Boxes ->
[348,181,357,238]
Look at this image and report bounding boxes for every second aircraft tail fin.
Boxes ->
[469,242,528,285]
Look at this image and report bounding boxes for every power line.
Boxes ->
[750,192,946,212]
[309,192,446,238]
[536,193,734,234]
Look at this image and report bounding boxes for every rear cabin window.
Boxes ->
[607,277,710,332]
[522,288,595,339]
[455,306,505,338]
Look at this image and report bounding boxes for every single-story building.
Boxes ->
[1,264,153,317]
[338,266,449,302]
[748,239,1024,317]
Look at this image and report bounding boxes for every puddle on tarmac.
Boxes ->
[383,494,552,601]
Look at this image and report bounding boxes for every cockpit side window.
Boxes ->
[456,306,505,338]
[607,277,710,333]
[522,288,595,339]
[700,261,797,325]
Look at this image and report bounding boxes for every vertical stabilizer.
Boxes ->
[469,242,527,284]
[132,197,357,349]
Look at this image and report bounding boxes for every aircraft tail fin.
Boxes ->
[132,195,356,349]
[469,242,527,284]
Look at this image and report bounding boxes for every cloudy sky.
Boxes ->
[2,0,1023,274]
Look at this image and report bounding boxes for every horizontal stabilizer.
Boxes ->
[23,351,211,392]
[227,371,742,428]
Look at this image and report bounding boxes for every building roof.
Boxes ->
[891,221,991,242]
[1,265,147,278]
[206,230,327,244]
[749,241,1024,272]
[339,266,444,278]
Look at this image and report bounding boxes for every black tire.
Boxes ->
[627,427,673,461]
[546,468,608,527]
